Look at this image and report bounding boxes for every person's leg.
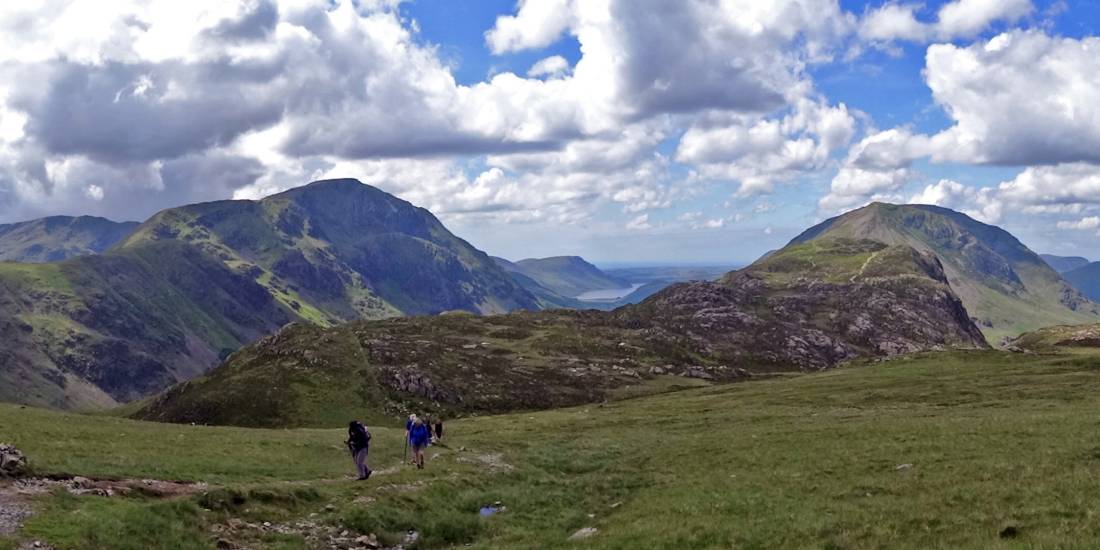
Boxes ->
[354,448,367,479]
[360,448,372,478]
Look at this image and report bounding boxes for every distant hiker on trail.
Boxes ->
[409,417,431,470]
[346,420,372,481]
[405,414,418,465]
[434,417,444,443]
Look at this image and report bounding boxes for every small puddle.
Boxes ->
[479,504,503,517]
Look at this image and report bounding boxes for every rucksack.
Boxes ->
[349,421,371,448]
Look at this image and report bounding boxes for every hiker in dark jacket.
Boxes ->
[346,421,372,480]
[409,418,431,469]
[434,417,444,443]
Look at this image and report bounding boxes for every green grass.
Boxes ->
[7,348,1100,548]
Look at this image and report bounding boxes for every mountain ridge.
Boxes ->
[0,179,539,409]
[1041,254,1091,274]
[790,202,1099,341]
[134,234,988,427]
[0,215,139,262]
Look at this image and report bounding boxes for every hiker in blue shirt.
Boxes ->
[409,417,431,470]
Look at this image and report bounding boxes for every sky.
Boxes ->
[1,1,1100,264]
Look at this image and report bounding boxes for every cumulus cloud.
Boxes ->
[823,29,1100,227]
[818,128,925,213]
[677,98,856,195]
[858,0,1032,43]
[908,179,1002,223]
[0,0,862,226]
[527,55,570,78]
[925,31,1100,166]
[1057,216,1100,231]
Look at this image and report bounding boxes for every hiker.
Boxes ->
[346,420,372,481]
[434,417,444,443]
[405,414,418,464]
[409,417,432,469]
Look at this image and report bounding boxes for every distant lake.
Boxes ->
[575,284,645,301]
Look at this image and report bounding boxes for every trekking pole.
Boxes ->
[403,434,409,465]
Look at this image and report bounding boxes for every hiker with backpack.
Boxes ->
[409,417,431,470]
[433,417,444,443]
[346,420,373,480]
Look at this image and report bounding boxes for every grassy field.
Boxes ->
[4,348,1100,548]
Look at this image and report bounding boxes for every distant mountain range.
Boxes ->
[1063,262,1100,303]
[1037,255,1100,304]
[0,216,139,262]
[3,182,1099,414]
[1041,254,1092,274]
[498,256,629,297]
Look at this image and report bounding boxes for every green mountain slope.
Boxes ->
[0,241,294,408]
[119,179,537,320]
[0,216,139,262]
[791,203,1100,342]
[1041,254,1091,273]
[509,256,628,297]
[1063,262,1100,302]
[1,179,540,410]
[136,236,987,428]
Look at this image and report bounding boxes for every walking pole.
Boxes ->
[403,433,409,465]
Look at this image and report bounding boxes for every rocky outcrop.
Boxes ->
[0,445,27,478]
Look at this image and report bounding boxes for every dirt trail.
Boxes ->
[851,251,881,282]
[0,482,33,537]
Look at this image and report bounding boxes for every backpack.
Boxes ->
[349,421,371,449]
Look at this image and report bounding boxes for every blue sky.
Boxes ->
[385,0,1100,263]
[1,1,1100,264]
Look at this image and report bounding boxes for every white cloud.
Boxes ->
[818,128,926,213]
[625,213,651,231]
[676,98,856,195]
[0,0,864,227]
[527,55,570,78]
[925,31,1100,166]
[908,179,1002,223]
[859,4,928,42]
[1057,216,1100,231]
[485,0,575,54]
[997,163,1100,207]
[936,0,1032,38]
[857,0,1032,44]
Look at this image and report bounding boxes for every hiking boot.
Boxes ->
[365,470,373,480]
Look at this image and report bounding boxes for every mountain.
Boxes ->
[491,256,588,309]
[791,203,1099,342]
[119,179,537,320]
[135,235,987,428]
[1063,262,1100,302]
[0,216,139,262]
[0,241,293,409]
[0,179,539,409]
[1041,254,1091,274]
[507,256,629,298]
